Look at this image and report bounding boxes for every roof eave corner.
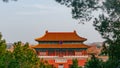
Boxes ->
[34,39,38,41]
[84,38,87,41]
[34,30,48,41]
[74,30,76,33]
[46,30,48,34]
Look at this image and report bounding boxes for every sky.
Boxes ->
[0,0,104,44]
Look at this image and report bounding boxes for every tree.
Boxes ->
[0,32,6,56]
[84,54,103,68]
[70,59,82,68]
[100,42,108,56]
[0,33,52,68]
[70,59,79,68]
[39,59,53,68]
[55,0,120,24]
[0,33,16,68]
[13,41,52,68]
[104,58,120,68]
[94,17,120,68]
[13,41,40,68]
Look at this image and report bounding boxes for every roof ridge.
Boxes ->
[46,31,75,33]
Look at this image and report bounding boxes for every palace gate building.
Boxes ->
[32,30,89,68]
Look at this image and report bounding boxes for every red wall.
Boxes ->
[47,59,87,68]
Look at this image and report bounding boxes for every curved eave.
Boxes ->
[31,44,89,49]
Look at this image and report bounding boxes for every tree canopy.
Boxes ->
[0,33,52,68]
[55,0,120,23]
[85,55,103,68]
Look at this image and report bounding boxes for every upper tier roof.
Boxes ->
[35,30,87,41]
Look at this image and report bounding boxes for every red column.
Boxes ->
[81,50,83,56]
[74,50,75,56]
[82,50,85,56]
[39,51,41,56]
[46,50,48,56]
[66,50,68,56]
[37,51,39,55]
[55,50,56,56]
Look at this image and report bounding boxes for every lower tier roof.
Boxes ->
[31,44,88,48]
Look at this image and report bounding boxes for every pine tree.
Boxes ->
[71,59,82,68]
[0,32,13,68]
[0,33,52,68]
[85,54,103,68]
[13,41,40,68]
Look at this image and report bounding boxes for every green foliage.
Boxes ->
[39,59,53,68]
[0,33,52,68]
[55,0,120,23]
[90,11,120,68]
[104,59,120,68]
[8,59,20,68]
[108,42,120,60]
[13,41,40,68]
[84,55,103,68]
[94,17,120,68]
[70,59,82,68]
[0,33,6,56]
[100,42,108,56]
[0,51,13,68]
[56,0,100,22]
[0,33,12,68]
